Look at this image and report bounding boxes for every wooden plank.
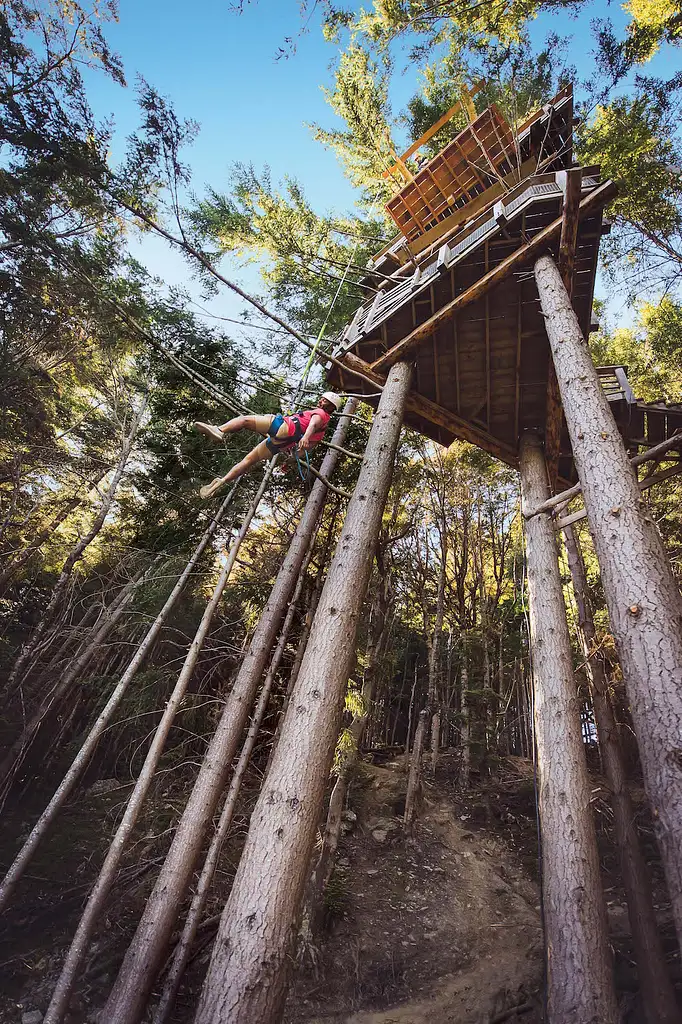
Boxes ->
[555,461,682,530]
[370,178,618,373]
[515,287,522,441]
[381,82,484,178]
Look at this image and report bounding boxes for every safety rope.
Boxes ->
[298,243,357,392]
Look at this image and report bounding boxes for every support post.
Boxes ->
[193,362,413,1024]
[519,431,618,1024]
[563,524,678,1024]
[102,403,357,1024]
[535,252,682,951]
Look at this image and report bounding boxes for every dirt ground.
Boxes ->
[285,759,544,1024]
[1,755,679,1023]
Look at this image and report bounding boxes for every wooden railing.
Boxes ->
[597,365,636,405]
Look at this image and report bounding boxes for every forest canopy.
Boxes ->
[2,1,682,1022]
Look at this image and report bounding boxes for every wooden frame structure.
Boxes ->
[328,86,682,482]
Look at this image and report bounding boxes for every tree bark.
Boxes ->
[102,401,357,1024]
[519,430,618,1024]
[44,474,279,1024]
[0,486,236,913]
[535,252,682,950]
[192,362,411,1024]
[563,524,678,1024]
[151,537,316,1024]
[404,709,428,834]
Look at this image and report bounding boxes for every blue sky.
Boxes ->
[84,0,682,338]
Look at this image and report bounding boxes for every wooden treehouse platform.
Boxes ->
[327,85,682,485]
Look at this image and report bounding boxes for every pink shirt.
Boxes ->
[286,408,331,445]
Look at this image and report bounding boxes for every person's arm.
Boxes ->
[298,414,324,451]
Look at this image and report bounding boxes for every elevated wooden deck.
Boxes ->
[328,167,610,480]
[328,85,682,484]
[373,86,575,271]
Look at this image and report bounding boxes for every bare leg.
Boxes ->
[200,441,274,499]
[219,415,274,437]
[223,440,272,481]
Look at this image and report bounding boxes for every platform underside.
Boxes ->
[329,173,607,484]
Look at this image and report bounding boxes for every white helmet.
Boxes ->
[321,390,342,411]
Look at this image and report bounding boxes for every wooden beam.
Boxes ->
[545,168,584,489]
[524,429,682,519]
[557,169,583,296]
[340,351,518,466]
[370,178,617,374]
[381,82,483,178]
[555,462,682,530]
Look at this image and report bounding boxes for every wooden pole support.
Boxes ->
[193,363,413,1024]
[519,431,618,1024]
[535,252,682,951]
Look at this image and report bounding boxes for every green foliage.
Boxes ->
[311,45,397,214]
[577,89,682,293]
[191,164,384,337]
[590,298,682,402]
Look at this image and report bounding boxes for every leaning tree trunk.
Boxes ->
[152,535,317,1024]
[43,472,278,1024]
[0,486,236,913]
[535,252,682,949]
[563,523,678,1024]
[102,401,357,1024]
[6,399,147,695]
[192,361,411,1024]
[520,430,618,1024]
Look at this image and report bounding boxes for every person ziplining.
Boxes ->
[194,391,343,498]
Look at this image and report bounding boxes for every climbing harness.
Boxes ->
[265,413,304,454]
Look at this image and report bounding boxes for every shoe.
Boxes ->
[194,422,224,442]
[200,477,227,499]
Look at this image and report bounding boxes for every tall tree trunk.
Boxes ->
[192,362,411,1024]
[44,477,280,1024]
[306,577,392,926]
[519,430,618,1024]
[152,536,317,1024]
[496,631,506,755]
[0,486,236,912]
[563,524,678,1023]
[428,536,446,775]
[6,399,147,694]
[102,402,357,1024]
[404,659,418,761]
[535,253,682,948]
[404,708,428,835]
[458,639,470,790]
